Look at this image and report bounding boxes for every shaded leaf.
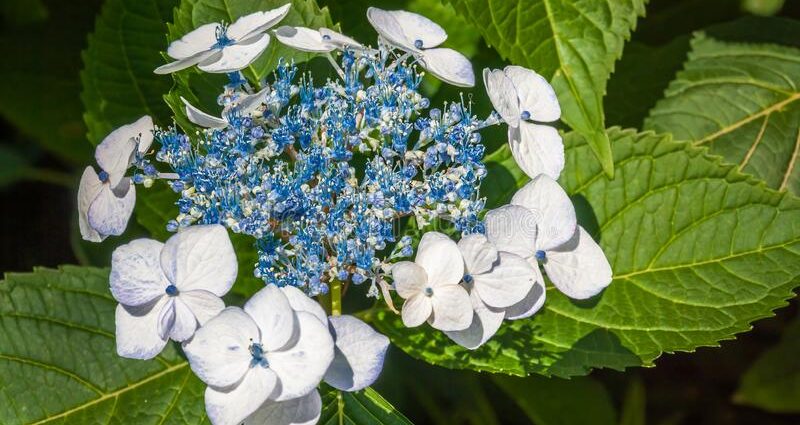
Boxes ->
[734,315,800,413]
[620,377,646,425]
[445,0,647,175]
[320,386,413,425]
[80,0,178,145]
[645,25,800,195]
[0,266,207,424]
[493,375,616,425]
[373,128,800,377]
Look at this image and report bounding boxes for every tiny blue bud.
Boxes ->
[352,273,366,285]
[98,170,109,183]
[521,111,531,120]
[535,250,546,261]
[165,285,179,296]
[132,173,145,184]
[463,274,473,283]
[166,220,179,232]
[423,287,434,297]
[414,39,424,49]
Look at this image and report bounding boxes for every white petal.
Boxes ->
[324,315,390,392]
[78,167,104,242]
[167,23,218,59]
[154,51,215,74]
[458,233,497,276]
[484,205,538,258]
[391,261,427,299]
[167,297,198,342]
[415,232,464,287]
[372,8,447,49]
[160,224,237,295]
[115,297,169,360]
[179,289,226,325]
[244,390,321,425]
[280,285,327,325]
[543,226,612,300]
[110,238,167,306]
[483,68,520,127]
[95,127,136,187]
[429,284,473,331]
[419,48,475,87]
[319,28,363,49]
[244,285,297,352]
[199,33,271,73]
[157,297,176,340]
[275,26,334,53]
[227,4,291,42]
[366,7,415,50]
[125,115,155,154]
[205,366,278,425]
[87,181,135,238]
[473,252,536,308]
[182,97,228,128]
[508,122,565,181]
[504,267,546,320]
[504,65,561,122]
[444,290,504,349]
[511,174,576,251]
[267,312,334,402]
[401,294,432,327]
[235,86,271,116]
[183,307,259,388]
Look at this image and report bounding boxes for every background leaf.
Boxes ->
[80,0,179,145]
[320,386,413,425]
[0,0,102,164]
[493,375,617,425]
[0,266,207,424]
[734,314,800,413]
[619,377,646,425]
[373,128,800,377]
[445,0,647,175]
[644,22,800,195]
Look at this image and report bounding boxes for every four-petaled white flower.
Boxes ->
[275,26,363,52]
[392,232,473,331]
[484,66,564,180]
[154,5,291,74]
[78,116,154,242]
[111,224,237,359]
[366,7,475,87]
[183,285,334,425]
[445,234,540,349]
[182,86,270,129]
[485,175,612,300]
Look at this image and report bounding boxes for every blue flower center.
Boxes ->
[165,284,179,296]
[213,24,235,49]
[463,274,474,283]
[520,111,531,120]
[249,342,269,367]
[423,287,434,297]
[535,250,546,261]
[414,39,424,49]
[98,170,109,183]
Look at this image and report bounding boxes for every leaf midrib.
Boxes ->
[27,362,188,425]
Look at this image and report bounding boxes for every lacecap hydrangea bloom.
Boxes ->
[77,4,611,424]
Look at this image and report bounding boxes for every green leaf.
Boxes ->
[168,0,334,84]
[373,128,800,377]
[0,145,30,188]
[320,386,413,425]
[644,27,800,195]
[0,266,207,424]
[734,315,800,413]
[0,1,100,164]
[493,375,617,425]
[80,0,179,145]
[445,0,647,176]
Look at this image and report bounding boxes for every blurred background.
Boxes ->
[1,0,799,423]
